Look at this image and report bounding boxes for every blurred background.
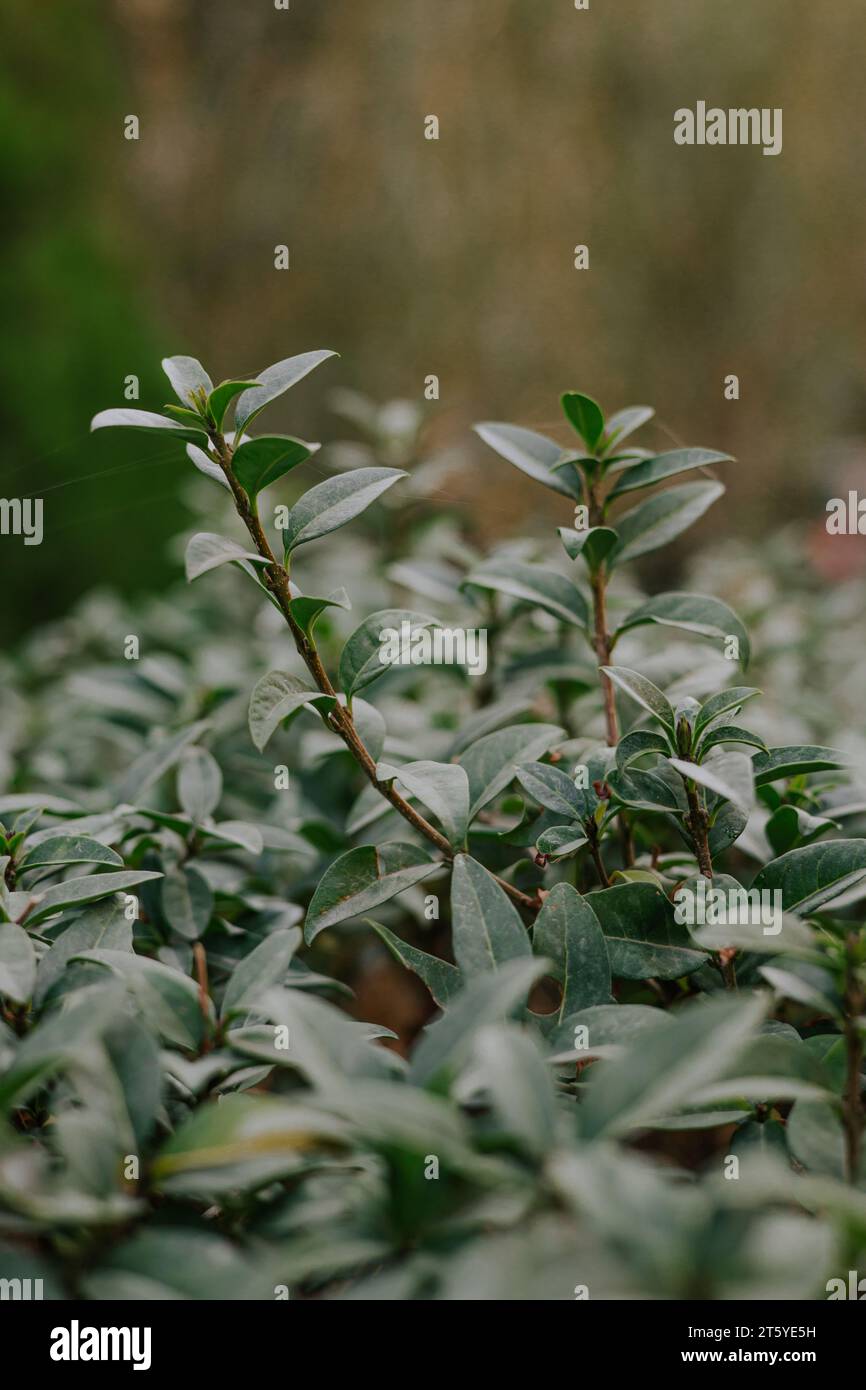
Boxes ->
[3,0,866,643]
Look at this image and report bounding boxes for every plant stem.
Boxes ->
[842,931,864,1184]
[193,941,212,1054]
[211,431,538,913]
[589,566,619,748]
[684,781,713,879]
[588,560,635,868]
[683,779,735,987]
[584,476,632,867]
[586,824,610,888]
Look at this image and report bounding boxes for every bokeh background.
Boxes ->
[3,0,866,643]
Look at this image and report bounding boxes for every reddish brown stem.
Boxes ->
[683,780,734,987]
[589,567,619,747]
[211,432,538,914]
[193,941,212,1053]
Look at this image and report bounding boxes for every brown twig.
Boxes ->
[209,431,538,914]
[682,779,736,988]
[587,473,632,867]
[193,941,212,1052]
[589,566,619,749]
[684,781,714,879]
[586,824,610,888]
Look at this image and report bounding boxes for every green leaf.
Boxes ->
[90,408,208,445]
[232,435,319,501]
[557,525,618,572]
[185,532,271,581]
[692,912,821,961]
[207,379,260,429]
[548,1002,671,1060]
[786,1100,846,1179]
[515,761,586,821]
[535,825,589,859]
[607,766,684,813]
[752,840,866,915]
[464,559,588,628]
[561,392,604,450]
[205,820,264,856]
[697,725,768,758]
[752,746,851,787]
[600,405,654,452]
[729,1117,789,1165]
[693,686,761,739]
[74,949,209,1050]
[368,920,462,1008]
[221,928,302,1019]
[0,794,83,816]
[765,804,837,856]
[615,729,672,770]
[473,422,582,499]
[580,993,766,1138]
[473,1023,557,1158]
[0,921,36,1004]
[287,587,351,641]
[161,865,213,942]
[450,854,532,977]
[616,592,750,668]
[668,752,755,812]
[34,900,132,1007]
[82,1227,294,1300]
[587,882,708,980]
[377,760,470,847]
[186,441,231,490]
[608,448,732,498]
[600,405,653,455]
[247,671,335,752]
[19,835,122,871]
[304,843,439,942]
[25,870,164,926]
[601,665,675,734]
[759,963,841,1015]
[352,697,387,763]
[152,1093,349,1194]
[161,355,213,405]
[163,404,210,430]
[459,723,565,821]
[337,608,438,699]
[409,957,548,1088]
[609,481,725,565]
[234,349,338,430]
[177,747,222,822]
[0,985,127,1109]
[281,467,406,554]
[116,721,210,803]
[233,987,399,1089]
[532,883,611,1024]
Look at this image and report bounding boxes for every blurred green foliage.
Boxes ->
[3,0,866,641]
[0,1,177,641]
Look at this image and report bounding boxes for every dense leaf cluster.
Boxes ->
[1,354,865,1300]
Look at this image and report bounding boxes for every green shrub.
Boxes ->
[1,351,865,1301]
